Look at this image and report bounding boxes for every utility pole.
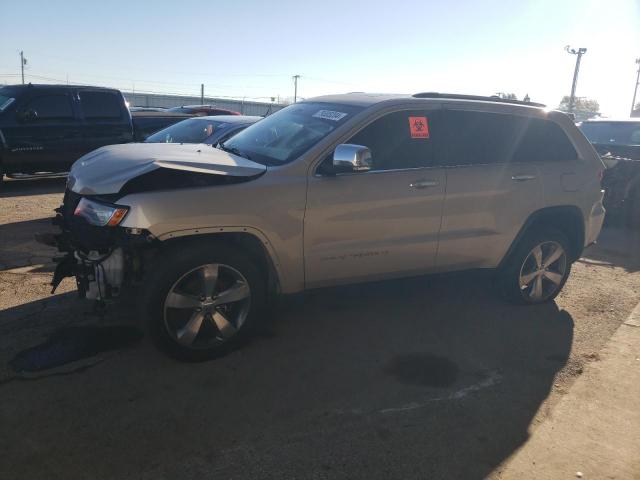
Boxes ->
[565,46,587,114]
[292,75,300,103]
[20,51,27,84]
[200,84,204,104]
[631,58,640,116]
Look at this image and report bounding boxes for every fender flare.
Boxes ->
[156,225,285,292]
[498,205,585,268]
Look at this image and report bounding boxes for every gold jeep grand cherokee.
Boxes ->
[50,93,605,360]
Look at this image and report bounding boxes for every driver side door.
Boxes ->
[303,108,446,288]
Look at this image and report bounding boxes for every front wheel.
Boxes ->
[499,228,572,305]
[142,242,267,361]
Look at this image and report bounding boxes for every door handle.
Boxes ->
[511,174,537,182]
[409,180,440,189]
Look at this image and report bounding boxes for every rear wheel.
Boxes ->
[499,228,572,305]
[142,242,267,361]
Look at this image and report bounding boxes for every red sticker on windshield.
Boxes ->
[409,116,429,138]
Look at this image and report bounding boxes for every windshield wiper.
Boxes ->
[217,143,252,160]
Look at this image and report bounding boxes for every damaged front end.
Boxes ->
[44,142,268,302]
[50,189,158,301]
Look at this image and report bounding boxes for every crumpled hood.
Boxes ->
[67,143,266,195]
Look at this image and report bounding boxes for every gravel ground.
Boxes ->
[0,177,639,480]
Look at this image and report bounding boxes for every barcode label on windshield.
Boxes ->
[312,110,348,121]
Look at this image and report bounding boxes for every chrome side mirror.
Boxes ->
[333,144,372,173]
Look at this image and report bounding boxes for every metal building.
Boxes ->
[123,91,285,116]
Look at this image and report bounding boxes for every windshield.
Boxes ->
[144,118,224,144]
[221,102,363,165]
[579,122,640,146]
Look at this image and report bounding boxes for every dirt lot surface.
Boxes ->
[0,177,639,479]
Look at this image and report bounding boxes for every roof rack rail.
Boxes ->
[412,92,546,108]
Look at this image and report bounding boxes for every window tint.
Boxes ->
[443,110,577,165]
[346,110,441,171]
[79,91,122,119]
[513,118,578,162]
[26,95,73,119]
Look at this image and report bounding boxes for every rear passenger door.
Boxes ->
[436,108,544,270]
[304,108,447,287]
[514,118,585,207]
[77,90,133,157]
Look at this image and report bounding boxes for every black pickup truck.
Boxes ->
[0,84,190,183]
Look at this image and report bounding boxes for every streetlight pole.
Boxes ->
[631,58,640,116]
[20,51,27,84]
[292,75,300,103]
[565,46,587,114]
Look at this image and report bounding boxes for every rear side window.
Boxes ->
[26,95,73,119]
[513,119,578,162]
[80,91,122,119]
[443,110,577,165]
[347,110,441,171]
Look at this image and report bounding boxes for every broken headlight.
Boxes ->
[74,198,129,227]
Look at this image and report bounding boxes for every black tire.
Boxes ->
[499,227,572,305]
[141,241,267,361]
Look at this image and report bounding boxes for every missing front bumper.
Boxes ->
[51,248,125,301]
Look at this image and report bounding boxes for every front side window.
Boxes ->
[221,102,363,165]
[26,95,73,119]
[79,91,122,119]
[346,110,441,171]
[145,118,223,144]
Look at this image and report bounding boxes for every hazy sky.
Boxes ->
[1,0,638,116]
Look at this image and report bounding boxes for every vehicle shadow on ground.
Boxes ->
[0,177,66,198]
[0,218,57,270]
[0,271,573,480]
[579,225,640,273]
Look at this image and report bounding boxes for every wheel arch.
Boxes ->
[500,206,586,267]
[157,229,282,296]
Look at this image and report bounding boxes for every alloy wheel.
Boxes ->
[518,241,567,302]
[163,263,251,349]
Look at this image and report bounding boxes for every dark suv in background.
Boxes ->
[0,84,191,183]
[0,84,133,181]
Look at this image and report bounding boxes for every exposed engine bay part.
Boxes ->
[51,248,126,300]
[118,166,261,196]
[78,248,125,301]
